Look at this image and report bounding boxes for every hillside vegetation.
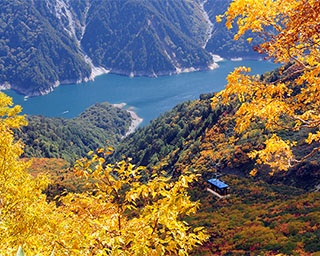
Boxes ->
[112,87,319,190]
[190,175,320,255]
[0,0,91,95]
[15,102,132,162]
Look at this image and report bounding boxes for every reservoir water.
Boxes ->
[6,60,279,126]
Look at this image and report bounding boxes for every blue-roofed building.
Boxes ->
[207,178,230,198]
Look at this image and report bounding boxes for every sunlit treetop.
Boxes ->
[221,0,320,66]
[213,0,320,174]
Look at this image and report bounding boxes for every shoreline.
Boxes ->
[125,107,143,137]
[1,55,264,97]
[1,60,222,97]
[113,103,143,137]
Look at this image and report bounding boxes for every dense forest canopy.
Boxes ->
[15,102,132,162]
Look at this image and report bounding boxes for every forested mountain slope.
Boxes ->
[80,0,213,76]
[0,0,94,95]
[112,77,320,190]
[15,102,132,162]
[0,0,258,96]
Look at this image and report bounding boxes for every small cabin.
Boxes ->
[207,178,230,198]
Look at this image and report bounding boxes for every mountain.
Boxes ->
[1,0,259,96]
[15,102,132,162]
[80,0,213,75]
[111,87,320,190]
[0,0,92,95]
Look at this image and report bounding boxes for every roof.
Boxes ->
[208,178,229,189]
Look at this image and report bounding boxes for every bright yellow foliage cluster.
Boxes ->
[0,92,58,254]
[213,0,320,173]
[0,91,207,255]
[59,152,208,255]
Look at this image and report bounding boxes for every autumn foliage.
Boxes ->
[0,92,57,254]
[192,177,320,255]
[213,0,320,174]
[57,150,208,255]
[0,91,208,255]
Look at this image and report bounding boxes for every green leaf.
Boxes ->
[16,246,25,256]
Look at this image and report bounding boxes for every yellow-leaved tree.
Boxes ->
[213,0,320,174]
[0,92,60,254]
[56,149,208,255]
[0,91,208,255]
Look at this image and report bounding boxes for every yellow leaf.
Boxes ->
[216,15,223,23]
[249,168,258,177]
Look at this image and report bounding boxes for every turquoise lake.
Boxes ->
[6,60,279,127]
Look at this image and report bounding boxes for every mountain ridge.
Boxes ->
[0,0,258,96]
